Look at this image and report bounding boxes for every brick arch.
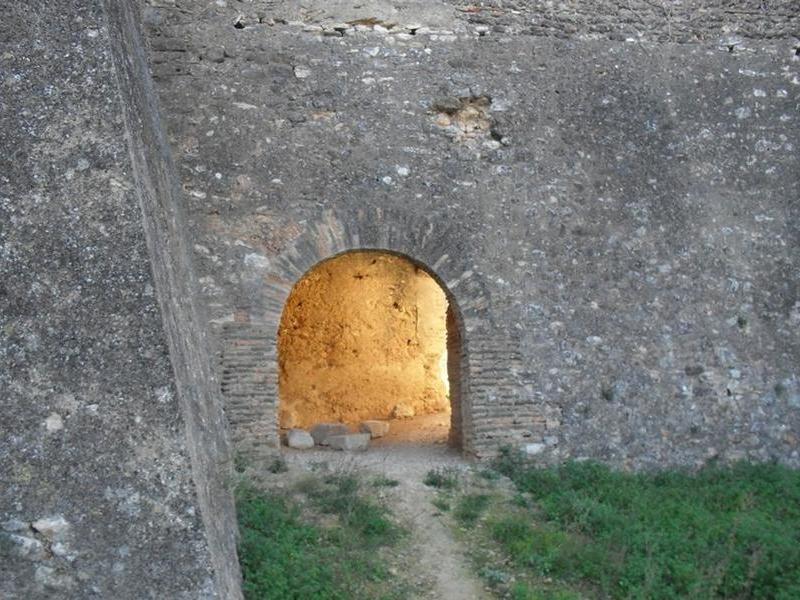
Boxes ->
[219,208,531,460]
[260,208,492,334]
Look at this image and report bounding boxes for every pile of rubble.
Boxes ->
[285,420,390,452]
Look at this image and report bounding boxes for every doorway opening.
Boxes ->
[277,250,463,449]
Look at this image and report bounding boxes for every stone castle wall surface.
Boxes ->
[2,1,799,597]
[1,1,241,597]
[142,0,799,467]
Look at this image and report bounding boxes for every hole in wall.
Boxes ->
[431,95,495,143]
[277,250,463,449]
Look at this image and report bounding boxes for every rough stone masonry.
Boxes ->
[143,0,799,466]
[1,1,240,598]
[1,0,799,597]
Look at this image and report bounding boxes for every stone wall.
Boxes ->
[3,0,797,591]
[219,322,279,459]
[143,0,799,469]
[205,207,538,459]
[0,1,241,597]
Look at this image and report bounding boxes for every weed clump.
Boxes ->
[267,456,288,474]
[432,496,451,512]
[309,474,405,547]
[372,475,400,488]
[454,493,490,527]
[423,467,460,490]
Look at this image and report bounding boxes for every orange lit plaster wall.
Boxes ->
[278,252,449,428]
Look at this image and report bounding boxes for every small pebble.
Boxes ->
[45,413,63,431]
[294,66,311,78]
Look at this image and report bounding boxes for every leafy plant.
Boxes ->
[478,566,511,587]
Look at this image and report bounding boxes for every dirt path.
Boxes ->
[282,437,491,600]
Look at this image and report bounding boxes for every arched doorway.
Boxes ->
[277,250,463,448]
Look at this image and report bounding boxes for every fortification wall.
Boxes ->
[0,1,240,597]
[142,0,799,468]
[2,1,798,595]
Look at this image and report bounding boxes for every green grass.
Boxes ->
[236,473,407,599]
[489,449,800,599]
[510,583,583,600]
[311,473,404,546]
[454,493,491,527]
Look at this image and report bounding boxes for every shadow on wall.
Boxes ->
[277,250,464,447]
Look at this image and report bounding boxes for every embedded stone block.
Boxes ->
[310,423,349,445]
[327,433,371,451]
[360,420,390,438]
[31,516,70,541]
[287,429,315,449]
[524,443,545,455]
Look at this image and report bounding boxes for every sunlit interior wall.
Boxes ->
[278,252,450,428]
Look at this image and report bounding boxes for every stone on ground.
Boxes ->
[327,433,370,451]
[286,429,314,449]
[391,403,415,419]
[360,420,390,438]
[310,423,349,445]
